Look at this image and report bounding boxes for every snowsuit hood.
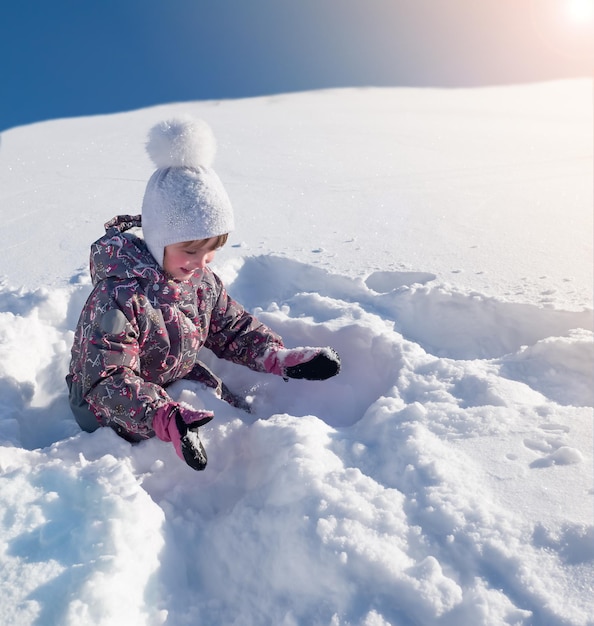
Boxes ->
[89,214,164,286]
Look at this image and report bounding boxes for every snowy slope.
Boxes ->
[0,80,592,626]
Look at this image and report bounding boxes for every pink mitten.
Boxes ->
[153,403,214,470]
[263,347,341,380]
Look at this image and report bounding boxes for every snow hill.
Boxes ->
[0,80,592,626]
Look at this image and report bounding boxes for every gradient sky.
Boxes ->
[1,0,592,132]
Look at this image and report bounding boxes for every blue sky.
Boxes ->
[1,0,592,132]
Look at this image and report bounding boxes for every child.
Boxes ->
[67,117,340,471]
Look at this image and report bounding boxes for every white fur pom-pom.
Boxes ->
[146,116,217,169]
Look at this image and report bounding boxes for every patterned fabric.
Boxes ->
[67,215,283,439]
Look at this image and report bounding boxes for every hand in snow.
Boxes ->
[264,347,341,381]
[152,404,214,471]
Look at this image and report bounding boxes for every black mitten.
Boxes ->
[175,411,210,470]
[284,348,341,381]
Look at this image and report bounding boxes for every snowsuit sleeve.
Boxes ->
[73,282,173,438]
[202,272,283,371]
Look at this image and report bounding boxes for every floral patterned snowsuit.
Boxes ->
[67,215,283,441]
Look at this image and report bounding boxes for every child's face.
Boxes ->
[163,238,220,281]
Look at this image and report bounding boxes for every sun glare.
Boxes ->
[566,0,594,23]
[531,0,594,62]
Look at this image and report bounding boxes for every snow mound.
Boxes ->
[0,82,592,625]
[1,251,592,625]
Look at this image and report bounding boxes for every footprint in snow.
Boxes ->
[523,423,583,469]
[364,270,436,293]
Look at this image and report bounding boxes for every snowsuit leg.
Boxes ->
[66,374,146,443]
[66,374,100,433]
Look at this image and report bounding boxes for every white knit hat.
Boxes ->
[141,116,234,267]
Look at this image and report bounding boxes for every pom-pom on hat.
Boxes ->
[141,116,234,267]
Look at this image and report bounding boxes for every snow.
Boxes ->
[0,79,592,625]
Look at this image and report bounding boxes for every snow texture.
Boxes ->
[0,80,592,626]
